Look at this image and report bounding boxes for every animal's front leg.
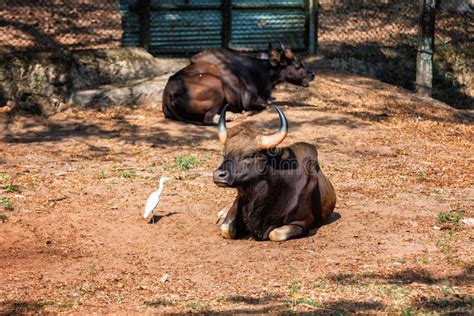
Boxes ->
[268,224,305,241]
[268,196,315,241]
[219,197,241,239]
[240,88,268,112]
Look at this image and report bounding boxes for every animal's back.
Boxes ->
[191,48,258,66]
[191,48,269,88]
[162,62,225,124]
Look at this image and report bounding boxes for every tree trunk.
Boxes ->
[416,0,437,97]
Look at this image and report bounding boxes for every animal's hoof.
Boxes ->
[268,225,297,242]
[220,222,236,239]
[215,208,228,224]
[268,230,285,242]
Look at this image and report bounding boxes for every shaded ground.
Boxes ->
[0,71,473,314]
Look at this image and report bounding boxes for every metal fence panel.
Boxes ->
[152,0,221,5]
[231,7,306,51]
[150,10,222,54]
[118,0,308,54]
[120,0,140,47]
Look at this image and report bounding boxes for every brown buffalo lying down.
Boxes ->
[162,44,315,125]
[213,105,337,241]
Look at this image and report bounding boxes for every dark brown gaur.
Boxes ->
[213,105,337,241]
[162,44,315,125]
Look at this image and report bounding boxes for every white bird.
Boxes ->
[144,176,171,223]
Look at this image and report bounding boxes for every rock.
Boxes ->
[160,273,169,283]
[461,218,474,226]
[69,48,186,91]
[15,93,67,116]
[67,75,170,108]
[0,48,188,113]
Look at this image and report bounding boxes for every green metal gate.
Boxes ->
[120,0,310,54]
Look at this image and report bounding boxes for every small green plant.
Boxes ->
[401,307,415,316]
[312,280,327,289]
[5,184,21,193]
[417,170,426,180]
[0,214,8,223]
[288,280,302,296]
[436,232,453,255]
[0,172,9,181]
[437,211,463,225]
[97,171,108,179]
[86,264,98,279]
[174,156,201,171]
[1,197,14,211]
[432,188,442,195]
[118,170,137,179]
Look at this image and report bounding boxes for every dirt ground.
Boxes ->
[0,70,473,314]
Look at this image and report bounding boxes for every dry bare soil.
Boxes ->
[0,71,473,314]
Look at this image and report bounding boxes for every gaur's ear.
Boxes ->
[269,49,281,67]
[282,47,296,61]
[268,42,273,52]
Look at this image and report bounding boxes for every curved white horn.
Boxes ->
[217,104,229,145]
[256,106,288,149]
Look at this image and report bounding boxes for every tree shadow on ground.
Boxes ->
[275,74,472,125]
[194,266,472,314]
[248,104,372,131]
[2,61,472,149]
[0,111,218,152]
[0,301,46,315]
[225,294,282,305]
[274,101,378,128]
[307,42,473,110]
[328,264,473,286]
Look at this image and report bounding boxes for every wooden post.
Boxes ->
[309,0,319,54]
[416,0,437,97]
[139,0,151,51]
[222,0,232,49]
